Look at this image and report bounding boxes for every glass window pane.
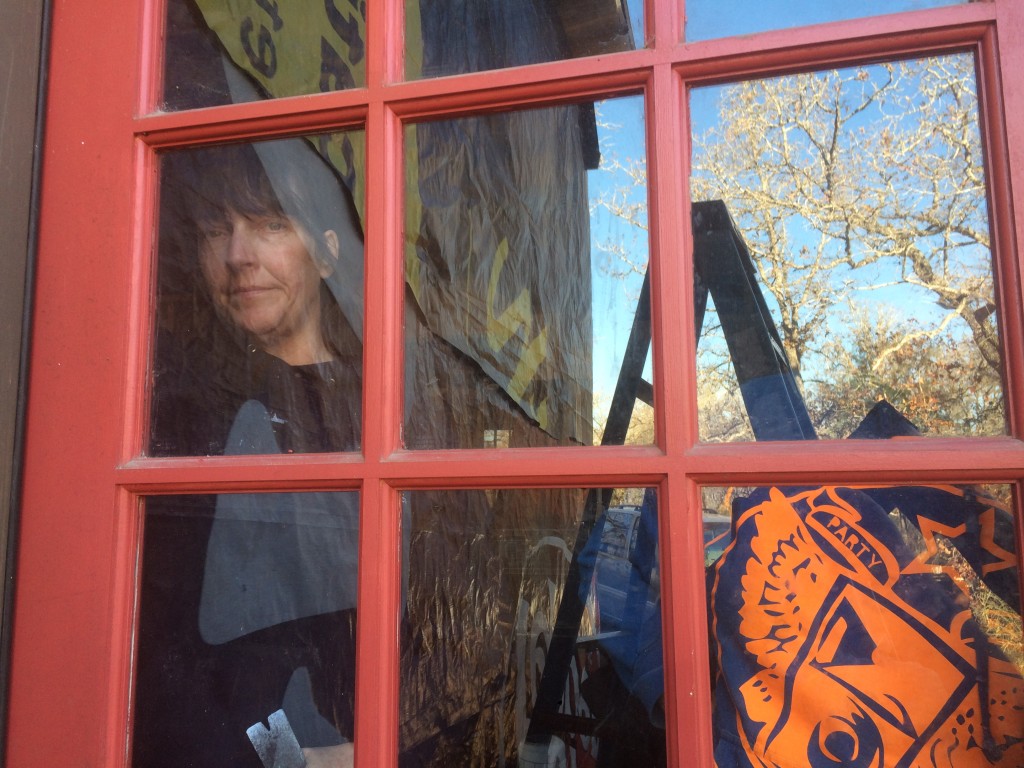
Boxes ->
[163,0,366,110]
[686,0,965,43]
[150,134,364,456]
[690,55,1005,442]
[400,487,666,766]
[406,0,643,81]
[404,96,652,449]
[133,491,360,766]
[704,483,1023,767]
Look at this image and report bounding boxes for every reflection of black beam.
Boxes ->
[692,200,816,441]
[527,202,816,751]
[603,270,652,447]
[524,272,651,749]
[527,711,599,737]
[551,0,635,59]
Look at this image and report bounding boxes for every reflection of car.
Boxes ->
[590,505,647,632]
[703,511,732,566]
[589,506,734,632]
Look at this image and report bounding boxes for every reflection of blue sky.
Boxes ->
[686,0,962,42]
[627,0,644,50]
[688,53,993,414]
[588,95,650,402]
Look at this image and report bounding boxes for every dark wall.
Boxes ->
[0,0,47,739]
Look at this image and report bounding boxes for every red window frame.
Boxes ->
[9,1,1024,766]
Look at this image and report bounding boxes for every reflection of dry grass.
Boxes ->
[890,507,1023,674]
[934,534,1024,674]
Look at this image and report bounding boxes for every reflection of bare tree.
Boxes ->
[687,54,1002,438]
[854,57,999,374]
[590,107,648,287]
[812,309,1004,438]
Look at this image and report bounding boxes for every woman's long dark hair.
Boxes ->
[150,140,363,455]
[160,140,362,363]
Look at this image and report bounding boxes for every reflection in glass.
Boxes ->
[406,0,642,81]
[133,492,360,767]
[703,483,1023,768]
[164,0,366,110]
[150,136,364,457]
[686,0,964,43]
[690,55,1005,441]
[400,487,665,766]
[404,96,652,448]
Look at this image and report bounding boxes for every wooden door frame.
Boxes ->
[0,0,49,756]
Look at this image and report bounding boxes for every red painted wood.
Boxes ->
[993,0,1024,642]
[6,0,142,761]
[995,3,1024,441]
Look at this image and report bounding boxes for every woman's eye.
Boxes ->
[264,218,289,232]
[199,225,228,240]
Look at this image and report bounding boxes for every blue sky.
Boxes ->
[588,95,650,404]
[684,0,962,42]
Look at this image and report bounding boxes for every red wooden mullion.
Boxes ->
[116,437,1024,493]
[134,5,999,146]
[993,0,1024,636]
[354,0,405,754]
[646,7,719,749]
[993,1,1024,442]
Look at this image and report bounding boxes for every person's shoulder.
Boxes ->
[150,333,247,456]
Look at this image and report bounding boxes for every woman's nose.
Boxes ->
[224,225,256,269]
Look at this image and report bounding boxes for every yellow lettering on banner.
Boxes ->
[487,238,549,428]
[487,239,530,350]
[193,0,366,116]
[507,328,549,428]
[196,0,369,226]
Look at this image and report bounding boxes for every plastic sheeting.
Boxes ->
[142,1,644,765]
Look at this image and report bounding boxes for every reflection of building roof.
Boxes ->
[552,0,636,58]
[702,512,732,526]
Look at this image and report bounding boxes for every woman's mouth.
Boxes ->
[230,285,271,297]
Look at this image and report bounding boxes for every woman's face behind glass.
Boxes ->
[198,208,338,364]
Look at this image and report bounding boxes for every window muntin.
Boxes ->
[133,491,360,766]
[690,54,1005,442]
[704,482,1022,767]
[401,487,664,766]
[403,95,653,449]
[685,0,967,43]
[150,134,365,456]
